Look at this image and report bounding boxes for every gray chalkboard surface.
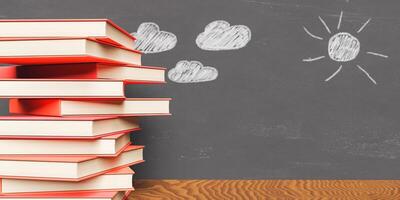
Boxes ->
[1,0,400,179]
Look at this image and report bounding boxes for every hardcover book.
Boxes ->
[0,145,144,181]
[0,191,131,200]
[0,168,134,194]
[10,98,171,116]
[0,79,126,98]
[0,19,136,48]
[0,116,139,138]
[0,64,165,83]
[0,38,141,65]
[0,131,132,156]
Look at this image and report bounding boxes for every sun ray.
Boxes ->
[366,51,388,58]
[337,11,343,30]
[356,64,377,84]
[303,26,323,40]
[357,18,371,33]
[325,65,343,82]
[302,56,326,62]
[318,16,331,34]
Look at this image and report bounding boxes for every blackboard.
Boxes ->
[2,0,400,179]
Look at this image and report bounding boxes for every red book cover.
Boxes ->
[0,64,166,84]
[0,115,118,121]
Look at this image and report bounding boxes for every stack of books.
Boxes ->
[0,19,170,200]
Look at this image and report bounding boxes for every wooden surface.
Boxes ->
[129,180,400,199]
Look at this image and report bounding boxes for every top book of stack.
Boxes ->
[0,19,141,66]
[0,19,135,49]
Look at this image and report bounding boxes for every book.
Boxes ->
[0,191,130,200]
[0,145,143,181]
[0,131,131,156]
[0,38,141,65]
[0,116,139,139]
[0,19,136,49]
[0,167,134,194]
[0,63,166,83]
[10,98,171,116]
[0,79,126,98]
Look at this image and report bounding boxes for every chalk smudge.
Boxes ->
[196,20,251,51]
[168,60,218,83]
[131,22,177,54]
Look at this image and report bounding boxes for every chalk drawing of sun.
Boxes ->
[303,11,388,84]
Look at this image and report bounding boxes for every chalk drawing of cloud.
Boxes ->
[131,22,177,54]
[196,20,251,51]
[168,60,218,83]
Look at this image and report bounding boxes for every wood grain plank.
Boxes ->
[129,180,400,200]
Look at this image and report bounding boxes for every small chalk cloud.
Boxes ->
[196,20,251,51]
[168,60,218,83]
[131,22,177,54]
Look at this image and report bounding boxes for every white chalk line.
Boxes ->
[337,11,343,30]
[325,65,342,82]
[357,18,371,33]
[366,51,389,58]
[303,26,323,40]
[318,16,331,34]
[302,56,325,62]
[357,64,377,84]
